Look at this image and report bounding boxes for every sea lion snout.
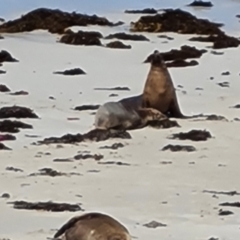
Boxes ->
[151,50,164,66]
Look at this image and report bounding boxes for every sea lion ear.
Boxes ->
[153,49,160,55]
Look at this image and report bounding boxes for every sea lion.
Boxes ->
[94,101,167,130]
[53,212,132,240]
[142,50,187,118]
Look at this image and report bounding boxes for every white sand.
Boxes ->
[1,1,240,240]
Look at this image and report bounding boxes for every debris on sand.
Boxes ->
[29,168,81,177]
[187,1,213,7]
[219,202,240,208]
[131,9,240,49]
[0,50,18,63]
[94,86,130,91]
[74,154,104,161]
[59,30,103,46]
[169,129,212,141]
[144,46,206,63]
[100,143,125,150]
[218,209,234,216]
[98,161,131,166]
[0,8,118,34]
[162,144,196,152]
[38,129,131,145]
[0,70,6,74]
[0,134,16,141]
[205,114,228,121]
[203,190,240,196]
[0,142,11,150]
[74,105,100,111]
[148,119,180,129]
[143,220,167,228]
[6,166,24,172]
[106,41,132,49]
[9,90,29,96]
[0,106,39,119]
[0,84,10,92]
[125,8,158,14]
[166,59,198,68]
[0,120,33,133]
[8,200,82,212]
[54,68,86,75]
[105,32,149,41]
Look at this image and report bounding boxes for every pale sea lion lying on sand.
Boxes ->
[94,101,167,130]
[53,212,132,240]
[142,50,189,118]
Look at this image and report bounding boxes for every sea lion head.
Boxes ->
[150,50,165,67]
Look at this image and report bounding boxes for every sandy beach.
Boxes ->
[1,1,240,240]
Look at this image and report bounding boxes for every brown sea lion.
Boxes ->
[142,50,187,118]
[53,212,132,240]
[94,101,167,130]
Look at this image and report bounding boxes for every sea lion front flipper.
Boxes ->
[168,98,187,119]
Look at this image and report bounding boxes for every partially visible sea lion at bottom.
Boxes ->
[53,212,132,240]
[141,50,188,118]
[94,101,167,130]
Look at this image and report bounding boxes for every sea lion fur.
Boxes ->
[142,50,187,118]
[53,212,131,240]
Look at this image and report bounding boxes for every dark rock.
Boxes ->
[0,120,33,133]
[98,161,131,166]
[217,82,229,88]
[54,68,86,75]
[218,209,234,216]
[0,143,11,150]
[0,134,16,141]
[166,59,198,68]
[100,143,125,150]
[148,119,180,129]
[0,106,39,119]
[187,1,213,7]
[29,168,81,177]
[162,144,196,152]
[0,70,6,74]
[105,32,149,41]
[189,34,240,49]
[6,166,24,172]
[219,202,240,208]
[8,200,82,212]
[125,8,158,14]
[38,129,131,145]
[106,41,131,49]
[170,129,212,141]
[221,71,230,76]
[0,84,10,92]
[0,50,18,63]
[203,190,240,196]
[205,114,227,121]
[143,221,167,228]
[158,35,174,40]
[0,8,117,34]
[1,193,10,198]
[74,105,100,111]
[74,154,103,161]
[144,46,207,63]
[60,30,102,46]
[130,8,223,34]
[9,90,29,95]
[94,86,130,91]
